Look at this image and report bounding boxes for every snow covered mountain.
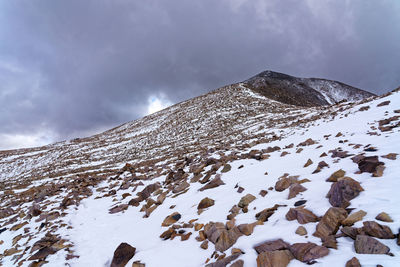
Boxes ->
[0,72,399,267]
[244,70,375,106]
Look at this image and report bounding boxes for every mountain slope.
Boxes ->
[244,70,375,106]
[0,74,399,267]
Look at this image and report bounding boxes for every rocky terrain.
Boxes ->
[0,72,399,267]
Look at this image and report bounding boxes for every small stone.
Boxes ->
[295,226,307,236]
[342,210,367,226]
[294,200,307,207]
[354,235,390,254]
[198,197,215,210]
[377,100,390,107]
[109,204,129,214]
[237,187,244,193]
[199,176,225,191]
[110,242,136,267]
[345,257,361,267]
[200,240,209,249]
[238,194,256,208]
[288,184,307,199]
[381,153,397,160]
[221,164,232,173]
[162,212,181,227]
[259,190,268,197]
[303,159,313,168]
[373,165,385,177]
[375,212,393,222]
[132,261,145,267]
[326,170,346,182]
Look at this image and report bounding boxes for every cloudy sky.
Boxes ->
[1,1,399,150]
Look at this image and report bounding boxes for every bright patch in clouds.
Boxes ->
[0,132,55,150]
[147,95,172,115]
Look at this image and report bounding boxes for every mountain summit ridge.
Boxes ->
[244,70,375,106]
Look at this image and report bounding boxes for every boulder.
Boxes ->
[110,242,136,267]
[375,212,393,222]
[256,250,293,267]
[354,235,390,254]
[314,207,347,237]
[342,210,367,226]
[238,194,256,208]
[288,184,307,199]
[198,197,215,210]
[362,221,395,239]
[199,176,225,191]
[345,257,361,267]
[215,227,242,252]
[254,239,290,254]
[357,156,384,174]
[290,242,329,263]
[326,170,345,182]
[161,212,181,227]
[326,177,364,208]
[285,207,319,224]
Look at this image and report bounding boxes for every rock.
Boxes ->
[259,190,268,197]
[198,197,215,210]
[230,260,244,267]
[341,226,365,240]
[160,228,176,240]
[132,261,145,267]
[254,239,290,254]
[342,210,367,226]
[237,222,260,236]
[362,221,395,239]
[295,226,307,236]
[110,242,136,267]
[137,183,161,200]
[358,156,384,174]
[109,204,129,214]
[238,194,256,208]
[326,177,364,208]
[372,165,385,177]
[274,176,298,192]
[314,207,347,237]
[161,212,181,227]
[290,242,329,263]
[326,170,346,182]
[345,257,361,267]
[288,184,307,199]
[312,161,329,174]
[237,187,244,193]
[321,235,337,249]
[354,235,390,254]
[215,227,243,252]
[256,250,293,267]
[199,176,225,191]
[205,254,240,267]
[298,138,317,146]
[294,200,307,207]
[377,100,390,107]
[303,159,313,168]
[221,164,232,173]
[200,240,209,249]
[375,212,393,222]
[172,181,190,193]
[381,153,397,160]
[285,207,319,224]
[30,203,42,217]
[255,205,281,222]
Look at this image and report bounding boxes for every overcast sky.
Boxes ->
[1,0,399,150]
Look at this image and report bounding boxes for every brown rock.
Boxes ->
[195,223,204,231]
[312,161,329,174]
[132,261,145,267]
[215,227,243,252]
[358,156,384,174]
[254,239,290,254]
[161,212,181,227]
[237,222,260,236]
[303,159,313,168]
[341,226,364,240]
[314,207,347,237]
[205,254,240,267]
[274,177,297,192]
[255,205,280,222]
[230,260,244,267]
[288,184,307,199]
[377,100,390,107]
[298,138,317,146]
[199,176,225,191]
[362,221,395,239]
[295,226,307,236]
[256,250,293,267]
[259,190,268,197]
[290,242,329,263]
[345,257,361,267]
[354,235,390,254]
[221,164,232,173]
[160,228,176,240]
[375,212,393,222]
[110,242,136,267]
[109,204,129,214]
[381,153,398,160]
[321,235,337,249]
[200,240,209,249]
[238,194,256,208]
[285,207,319,224]
[342,210,367,226]
[172,181,190,193]
[198,197,215,210]
[326,177,364,208]
[326,170,346,182]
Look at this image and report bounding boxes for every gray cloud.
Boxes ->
[1,0,399,149]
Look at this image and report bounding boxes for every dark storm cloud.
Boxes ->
[1,0,399,149]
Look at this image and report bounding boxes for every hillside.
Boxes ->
[0,74,399,267]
